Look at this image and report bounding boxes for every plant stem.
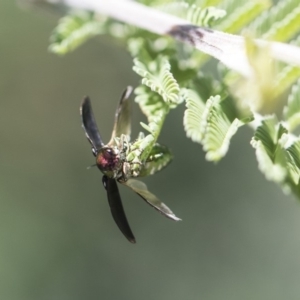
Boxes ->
[39,0,300,77]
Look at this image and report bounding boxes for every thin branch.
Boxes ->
[31,0,300,77]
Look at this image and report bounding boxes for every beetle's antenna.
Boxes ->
[87,164,97,170]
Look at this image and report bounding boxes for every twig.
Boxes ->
[30,0,300,77]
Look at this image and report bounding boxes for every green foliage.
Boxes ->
[160,2,226,27]
[284,79,300,132]
[250,79,300,198]
[202,100,244,161]
[217,0,270,33]
[133,56,181,106]
[248,0,300,40]
[183,89,206,143]
[251,115,300,195]
[262,5,300,41]
[184,91,253,161]
[121,55,176,172]
[129,55,183,165]
[49,0,300,199]
[138,143,173,176]
[49,11,105,55]
[273,35,300,97]
[273,64,300,98]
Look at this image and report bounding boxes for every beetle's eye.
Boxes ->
[106,148,113,154]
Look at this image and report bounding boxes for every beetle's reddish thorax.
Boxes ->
[96,147,121,178]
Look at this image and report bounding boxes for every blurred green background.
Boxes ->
[1,1,300,300]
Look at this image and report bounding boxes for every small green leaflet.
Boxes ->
[134,86,169,122]
[261,2,300,41]
[183,90,250,161]
[133,56,181,106]
[286,140,300,186]
[139,143,173,177]
[183,89,206,143]
[49,11,105,55]
[283,78,300,131]
[273,63,300,98]
[251,116,287,183]
[160,2,226,27]
[251,115,300,197]
[247,0,299,38]
[217,0,269,33]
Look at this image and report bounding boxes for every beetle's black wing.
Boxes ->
[108,86,132,145]
[102,175,136,243]
[80,97,104,155]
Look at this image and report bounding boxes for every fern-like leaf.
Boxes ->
[204,114,242,161]
[218,0,248,15]
[283,79,300,131]
[160,2,226,27]
[133,56,181,107]
[250,116,295,187]
[183,88,206,143]
[217,0,269,33]
[251,115,278,158]
[187,5,226,27]
[201,95,244,161]
[138,143,173,177]
[286,140,300,185]
[184,91,249,161]
[262,5,300,41]
[134,85,169,122]
[252,139,287,183]
[127,112,167,173]
[49,11,104,55]
[273,64,300,98]
[126,85,171,173]
[272,35,300,97]
[247,0,300,39]
[251,116,288,183]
